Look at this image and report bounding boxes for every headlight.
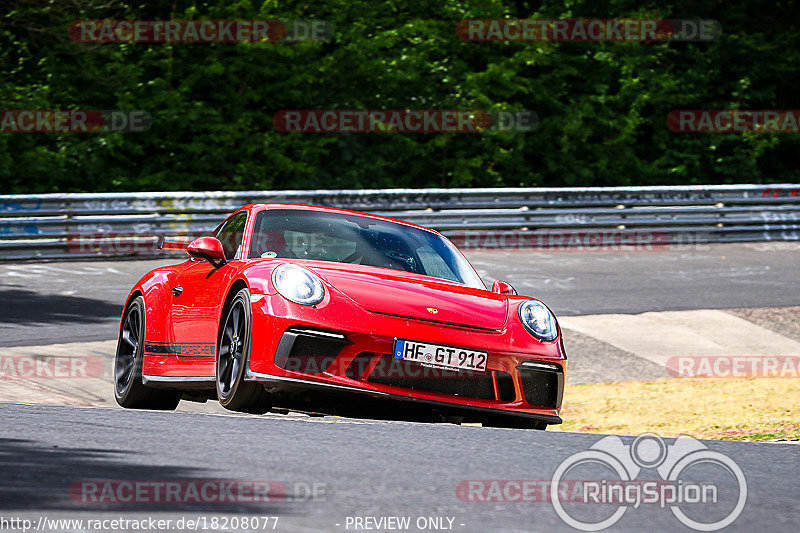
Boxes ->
[518,300,558,341]
[272,264,325,305]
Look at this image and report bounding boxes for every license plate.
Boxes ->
[393,339,488,373]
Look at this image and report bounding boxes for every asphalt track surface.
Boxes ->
[1,403,798,532]
[1,241,799,347]
[1,243,799,532]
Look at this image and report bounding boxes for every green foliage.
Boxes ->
[1,0,799,193]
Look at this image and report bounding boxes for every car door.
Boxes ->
[168,211,248,376]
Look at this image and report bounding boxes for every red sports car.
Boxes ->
[114,204,566,429]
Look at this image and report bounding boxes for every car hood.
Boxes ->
[308,262,508,330]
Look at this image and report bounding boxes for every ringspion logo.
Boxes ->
[550,434,747,531]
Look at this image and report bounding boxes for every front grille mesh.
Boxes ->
[367,354,495,400]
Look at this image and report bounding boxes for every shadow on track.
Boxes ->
[0,437,296,514]
[0,289,121,325]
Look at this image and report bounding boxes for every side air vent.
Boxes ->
[274,327,350,374]
[517,361,564,408]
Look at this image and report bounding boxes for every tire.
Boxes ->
[114,296,181,410]
[216,288,272,414]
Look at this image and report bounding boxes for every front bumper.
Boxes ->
[245,294,566,424]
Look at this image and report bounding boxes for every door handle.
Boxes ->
[172,286,183,296]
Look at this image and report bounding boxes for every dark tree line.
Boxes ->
[2,0,799,193]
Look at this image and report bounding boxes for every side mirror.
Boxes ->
[187,237,226,268]
[492,280,517,296]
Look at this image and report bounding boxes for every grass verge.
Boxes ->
[548,377,800,442]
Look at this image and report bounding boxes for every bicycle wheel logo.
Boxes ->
[550,433,747,531]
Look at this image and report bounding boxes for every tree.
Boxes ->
[2,0,799,193]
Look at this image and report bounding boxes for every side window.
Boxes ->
[248,212,288,259]
[214,212,247,260]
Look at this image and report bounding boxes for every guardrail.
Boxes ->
[1,185,798,260]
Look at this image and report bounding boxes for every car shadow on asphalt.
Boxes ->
[0,437,299,514]
[0,289,121,325]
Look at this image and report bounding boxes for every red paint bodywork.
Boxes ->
[123,204,567,423]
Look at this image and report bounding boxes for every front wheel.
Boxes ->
[114,296,181,410]
[216,289,272,414]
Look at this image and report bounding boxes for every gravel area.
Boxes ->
[563,306,800,385]
[561,328,666,385]
[725,307,800,344]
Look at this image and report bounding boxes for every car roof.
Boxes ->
[238,203,441,235]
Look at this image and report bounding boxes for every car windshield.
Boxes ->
[248,209,485,289]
